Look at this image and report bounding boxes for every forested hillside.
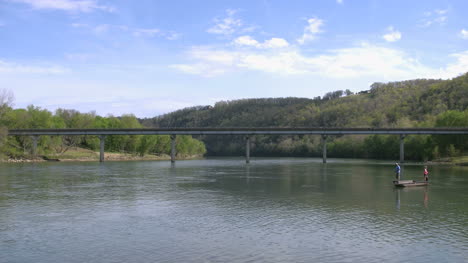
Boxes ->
[142,73,468,161]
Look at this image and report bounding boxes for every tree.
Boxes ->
[432,110,468,156]
[0,89,14,158]
[0,89,14,122]
[137,135,158,156]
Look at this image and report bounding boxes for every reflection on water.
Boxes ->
[424,189,429,208]
[394,187,429,210]
[395,188,401,210]
[0,158,467,263]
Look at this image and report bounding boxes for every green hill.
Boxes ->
[141,73,468,161]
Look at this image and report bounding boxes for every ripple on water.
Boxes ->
[1,160,467,263]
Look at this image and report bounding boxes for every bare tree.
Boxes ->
[0,89,14,118]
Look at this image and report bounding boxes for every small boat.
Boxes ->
[393,180,428,187]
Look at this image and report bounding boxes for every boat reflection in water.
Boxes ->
[395,187,429,210]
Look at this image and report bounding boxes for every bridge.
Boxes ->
[7,127,468,163]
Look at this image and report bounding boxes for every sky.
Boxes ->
[0,0,467,118]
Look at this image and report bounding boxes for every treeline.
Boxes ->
[142,73,468,161]
[0,100,206,159]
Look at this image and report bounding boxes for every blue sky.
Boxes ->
[1,0,467,117]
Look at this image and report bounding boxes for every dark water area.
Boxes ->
[1,158,467,263]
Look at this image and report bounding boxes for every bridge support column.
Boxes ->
[99,135,106,162]
[31,135,39,159]
[399,134,405,163]
[245,136,250,164]
[171,135,176,163]
[322,135,327,164]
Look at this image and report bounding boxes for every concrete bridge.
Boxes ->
[7,127,468,163]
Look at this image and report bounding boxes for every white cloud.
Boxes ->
[207,9,242,35]
[9,0,115,13]
[263,38,289,48]
[437,51,468,79]
[297,18,324,45]
[460,29,468,39]
[171,48,240,77]
[0,60,69,74]
[237,51,309,74]
[206,9,256,35]
[421,8,448,27]
[72,23,177,39]
[170,43,468,80]
[434,8,448,15]
[382,26,402,42]
[234,36,289,49]
[234,35,260,47]
[336,0,343,4]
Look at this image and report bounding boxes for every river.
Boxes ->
[1,158,467,263]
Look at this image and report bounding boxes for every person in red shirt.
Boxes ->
[423,166,429,182]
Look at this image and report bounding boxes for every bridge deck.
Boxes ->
[7,127,468,136]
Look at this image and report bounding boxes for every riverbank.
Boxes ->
[3,148,467,165]
[428,156,468,166]
[3,147,203,163]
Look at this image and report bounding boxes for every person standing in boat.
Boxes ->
[395,163,401,181]
[423,166,429,182]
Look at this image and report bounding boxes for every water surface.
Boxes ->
[1,158,467,263]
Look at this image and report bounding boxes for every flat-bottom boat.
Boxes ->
[393,180,428,187]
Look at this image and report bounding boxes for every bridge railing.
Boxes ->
[7,127,468,136]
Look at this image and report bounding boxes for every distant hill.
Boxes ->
[141,73,468,160]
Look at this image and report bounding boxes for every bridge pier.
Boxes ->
[322,135,327,163]
[99,135,106,162]
[31,135,39,159]
[171,135,176,163]
[399,134,405,163]
[245,136,250,163]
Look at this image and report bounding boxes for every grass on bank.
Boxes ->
[449,156,468,166]
[38,147,176,161]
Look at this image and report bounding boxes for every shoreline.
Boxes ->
[2,147,466,165]
[2,149,204,163]
[3,155,204,163]
[2,155,467,165]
